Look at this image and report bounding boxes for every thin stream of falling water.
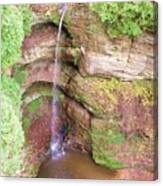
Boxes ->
[50,3,68,159]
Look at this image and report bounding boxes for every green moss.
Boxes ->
[92,77,154,108]
[73,91,104,116]
[27,98,42,113]
[91,117,125,145]
[70,48,81,66]
[93,151,124,169]
[91,118,125,169]
[1,76,24,176]
[73,77,122,116]
[92,77,154,106]
[1,75,22,107]
[93,128,125,145]
[14,67,29,86]
[22,117,31,132]
[49,13,60,25]
[92,77,121,105]
[23,83,53,99]
[89,2,156,38]
[1,5,24,71]
[0,5,33,176]
[70,74,154,118]
[19,5,33,35]
[132,80,154,106]
[1,5,33,71]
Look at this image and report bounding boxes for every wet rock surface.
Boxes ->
[63,97,91,152]
[19,23,79,65]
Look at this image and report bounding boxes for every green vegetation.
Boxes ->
[92,77,154,108]
[90,2,155,38]
[91,118,125,169]
[23,117,31,132]
[1,75,22,106]
[27,98,42,113]
[93,151,124,169]
[13,66,29,86]
[132,80,154,106]
[0,76,24,176]
[19,5,33,35]
[92,77,120,105]
[91,126,125,145]
[0,5,32,175]
[70,74,154,118]
[1,5,32,71]
[50,13,60,25]
[1,5,24,71]
[73,89,104,116]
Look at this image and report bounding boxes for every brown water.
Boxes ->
[37,151,118,179]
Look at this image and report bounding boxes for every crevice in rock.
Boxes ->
[58,85,95,118]
[127,38,134,64]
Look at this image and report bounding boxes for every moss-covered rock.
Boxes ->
[27,98,42,113]
[1,3,157,179]
[91,118,125,169]
[22,83,53,105]
[19,5,33,35]
[1,5,33,72]
[64,72,155,170]
[65,72,155,117]
[91,117,155,170]
[22,117,31,132]
[13,66,29,86]
[0,76,24,176]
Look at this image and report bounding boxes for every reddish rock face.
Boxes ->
[18,4,157,179]
[62,97,91,153]
[117,168,155,181]
[23,96,67,162]
[19,23,74,65]
[30,4,53,13]
[27,116,51,153]
[20,59,75,92]
[90,89,156,174]
[117,96,154,138]
[22,24,57,52]
[22,97,52,164]
[113,96,155,171]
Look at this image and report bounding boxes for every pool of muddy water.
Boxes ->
[37,150,118,179]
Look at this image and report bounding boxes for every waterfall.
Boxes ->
[50,3,68,159]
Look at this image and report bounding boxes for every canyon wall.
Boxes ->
[12,4,157,179]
